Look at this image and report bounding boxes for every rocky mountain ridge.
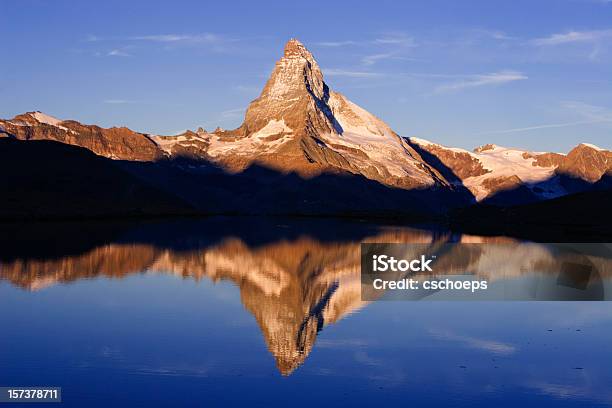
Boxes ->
[0,111,162,161]
[1,38,610,211]
[409,138,611,202]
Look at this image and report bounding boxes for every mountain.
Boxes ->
[152,39,446,190]
[0,138,192,220]
[452,188,612,240]
[409,138,611,204]
[1,38,610,222]
[0,111,162,161]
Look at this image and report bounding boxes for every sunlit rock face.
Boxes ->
[172,39,446,189]
[0,39,445,191]
[556,144,612,183]
[0,111,163,161]
[409,138,612,202]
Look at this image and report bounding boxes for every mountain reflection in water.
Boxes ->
[0,217,610,377]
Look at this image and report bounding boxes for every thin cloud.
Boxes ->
[476,120,607,135]
[561,100,612,121]
[476,101,612,135]
[361,53,395,66]
[361,53,425,66]
[315,41,358,47]
[374,33,417,47]
[220,108,245,118]
[129,33,225,43]
[460,28,519,42]
[532,29,612,45]
[323,69,384,78]
[85,34,101,42]
[481,29,516,40]
[103,99,137,104]
[85,33,234,46]
[232,85,260,93]
[315,33,416,48]
[588,45,602,60]
[434,70,527,93]
[85,33,239,56]
[107,49,131,57]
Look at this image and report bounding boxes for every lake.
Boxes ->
[1,217,611,407]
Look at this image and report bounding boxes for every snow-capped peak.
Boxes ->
[29,111,63,126]
[580,143,604,151]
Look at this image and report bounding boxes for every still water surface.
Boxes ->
[1,217,611,407]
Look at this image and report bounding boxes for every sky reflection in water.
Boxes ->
[0,217,611,407]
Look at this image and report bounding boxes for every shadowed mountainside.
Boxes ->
[0,138,194,220]
[1,137,609,240]
[0,138,467,221]
[452,187,612,241]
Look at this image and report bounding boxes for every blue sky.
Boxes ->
[2,0,611,152]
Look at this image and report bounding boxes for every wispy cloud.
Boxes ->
[232,85,260,93]
[315,40,358,47]
[361,53,424,66]
[103,99,137,104]
[316,32,416,48]
[129,33,225,43]
[532,29,612,45]
[88,33,230,44]
[477,29,516,40]
[434,70,527,93]
[85,34,101,42]
[476,120,605,135]
[107,49,131,57]
[361,53,395,66]
[324,69,384,78]
[561,100,612,121]
[85,33,237,54]
[374,33,417,47]
[588,44,602,60]
[476,101,612,135]
[220,107,245,118]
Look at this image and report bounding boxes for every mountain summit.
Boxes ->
[240,38,336,136]
[195,38,445,189]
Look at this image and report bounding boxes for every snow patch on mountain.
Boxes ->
[466,146,560,200]
[410,137,563,200]
[151,134,206,154]
[252,119,292,139]
[17,111,78,134]
[322,93,434,182]
[581,143,604,151]
[410,137,470,154]
[206,121,293,158]
[30,111,63,126]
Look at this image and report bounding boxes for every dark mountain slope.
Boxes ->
[0,139,193,220]
[452,188,612,241]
